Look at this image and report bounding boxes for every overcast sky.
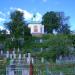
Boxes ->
[0,0,75,31]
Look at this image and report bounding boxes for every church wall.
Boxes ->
[28,23,44,35]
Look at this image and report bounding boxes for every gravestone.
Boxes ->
[12,50,16,59]
[31,58,34,64]
[12,50,15,54]
[59,55,62,60]
[60,72,63,75]
[41,57,44,63]
[18,54,21,59]
[27,53,31,64]
[22,69,29,75]
[1,50,3,55]
[41,48,43,52]
[18,48,20,52]
[13,48,15,51]
[6,69,14,75]
[6,51,9,58]
[40,39,43,43]
[18,54,21,65]
[28,53,31,57]
[10,59,14,65]
[23,54,26,59]
[10,54,13,59]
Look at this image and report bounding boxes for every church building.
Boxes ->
[28,15,44,35]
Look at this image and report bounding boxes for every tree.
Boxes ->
[42,11,60,33]
[0,30,7,50]
[68,34,75,49]
[58,24,70,34]
[41,34,72,62]
[4,10,31,49]
[57,12,71,34]
[42,11,71,34]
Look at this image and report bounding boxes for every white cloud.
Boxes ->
[0,26,10,34]
[6,30,10,34]
[7,11,10,16]
[0,26,5,30]
[17,8,42,21]
[0,7,42,33]
[17,8,33,20]
[10,7,16,10]
[0,18,5,22]
[0,11,5,17]
[0,11,8,23]
[11,7,42,21]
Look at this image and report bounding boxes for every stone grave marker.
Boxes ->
[6,51,9,58]
[27,53,31,64]
[1,50,3,55]
[10,54,13,59]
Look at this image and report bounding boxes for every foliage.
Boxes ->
[4,10,31,49]
[0,30,7,50]
[45,34,71,53]
[0,10,73,62]
[58,24,70,34]
[68,34,75,49]
[57,12,71,34]
[33,34,72,61]
[42,11,71,34]
[42,11,60,33]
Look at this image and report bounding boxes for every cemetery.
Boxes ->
[0,7,75,75]
[0,49,75,75]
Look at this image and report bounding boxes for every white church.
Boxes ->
[28,15,44,35]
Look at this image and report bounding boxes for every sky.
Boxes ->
[0,0,75,31]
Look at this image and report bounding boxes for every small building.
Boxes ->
[28,21,44,36]
[28,14,44,36]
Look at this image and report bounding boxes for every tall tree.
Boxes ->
[42,11,60,33]
[42,11,71,34]
[4,10,31,49]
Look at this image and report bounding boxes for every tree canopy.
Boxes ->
[42,11,71,34]
[4,10,31,49]
[42,11,60,33]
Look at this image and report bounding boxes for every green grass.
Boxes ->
[0,58,8,75]
[33,63,75,75]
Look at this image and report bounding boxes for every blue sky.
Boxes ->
[0,0,75,31]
